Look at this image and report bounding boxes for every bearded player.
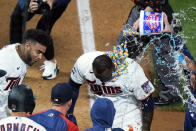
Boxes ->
[0,29,52,119]
[67,51,155,131]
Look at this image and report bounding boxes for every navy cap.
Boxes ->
[0,70,6,77]
[51,83,73,104]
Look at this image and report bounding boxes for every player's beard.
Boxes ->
[24,49,33,66]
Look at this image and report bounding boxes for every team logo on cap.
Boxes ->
[54,98,59,102]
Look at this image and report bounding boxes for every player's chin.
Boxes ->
[28,61,37,66]
[28,63,33,66]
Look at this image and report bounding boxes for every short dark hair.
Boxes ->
[92,55,114,74]
[21,29,53,48]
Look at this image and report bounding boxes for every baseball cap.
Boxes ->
[51,83,73,104]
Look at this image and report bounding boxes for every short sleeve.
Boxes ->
[70,55,88,84]
[130,62,154,100]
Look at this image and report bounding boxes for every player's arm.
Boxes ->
[67,78,81,114]
[66,55,86,125]
[66,78,81,126]
[131,62,155,131]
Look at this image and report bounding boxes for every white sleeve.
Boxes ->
[70,55,87,84]
[131,62,155,100]
[0,61,10,91]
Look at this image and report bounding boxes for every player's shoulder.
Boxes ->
[0,44,18,58]
[125,58,144,73]
[0,116,46,130]
[126,58,140,68]
[23,117,47,131]
[0,44,22,73]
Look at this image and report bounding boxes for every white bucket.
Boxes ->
[139,10,163,36]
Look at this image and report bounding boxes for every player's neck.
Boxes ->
[11,112,26,117]
[52,105,68,115]
[16,45,24,60]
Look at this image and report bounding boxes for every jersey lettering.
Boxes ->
[4,77,21,91]
[0,123,40,131]
[86,79,122,95]
[13,123,19,131]
[7,123,12,131]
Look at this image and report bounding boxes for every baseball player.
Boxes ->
[116,0,195,107]
[10,0,72,80]
[0,29,52,119]
[67,51,155,131]
[0,84,47,131]
[29,83,79,131]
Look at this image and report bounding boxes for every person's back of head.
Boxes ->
[92,55,115,82]
[85,98,124,131]
[92,55,114,74]
[8,84,35,115]
[21,29,53,48]
[51,82,73,113]
[90,98,116,130]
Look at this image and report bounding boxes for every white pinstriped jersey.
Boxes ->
[0,116,46,131]
[0,44,28,119]
[71,51,155,131]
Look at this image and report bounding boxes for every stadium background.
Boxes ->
[0,0,186,130]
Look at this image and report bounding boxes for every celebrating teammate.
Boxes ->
[0,29,52,119]
[0,84,47,131]
[10,0,71,80]
[67,51,155,131]
[29,82,79,131]
[116,0,196,107]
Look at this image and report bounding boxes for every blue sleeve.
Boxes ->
[141,95,154,112]
[67,78,81,113]
[184,108,193,131]
[18,0,30,10]
[18,0,24,9]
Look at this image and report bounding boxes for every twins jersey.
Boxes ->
[0,116,46,131]
[0,44,28,119]
[71,51,155,131]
